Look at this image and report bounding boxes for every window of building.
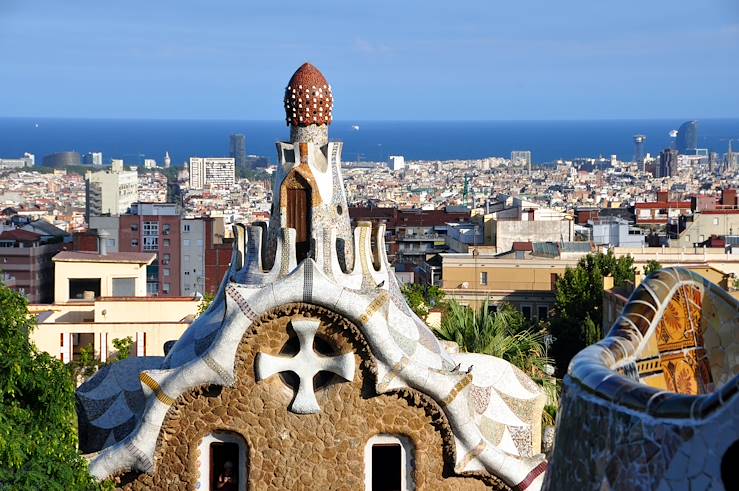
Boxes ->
[185,271,190,276]
[143,221,159,236]
[479,271,488,286]
[131,223,138,232]
[713,218,720,225]
[146,282,159,296]
[162,253,171,265]
[364,435,414,491]
[487,304,498,315]
[69,278,101,300]
[162,283,171,294]
[162,224,171,235]
[163,239,170,248]
[537,305,549,321]
[183,239,191,246]
[197,239,203,246]
[131,239,139,248]
[112,278,136,297]
[521,305,532,321]
[184,255,190,263]
[163,268,170,277]
[143,236,159,251]
[198,432,247,491]
[184,224,191,232]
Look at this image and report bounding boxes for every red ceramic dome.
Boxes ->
[284,63,333,127]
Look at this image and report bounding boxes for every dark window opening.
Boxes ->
[722,439,739,490]
[69,278,101,300]
[210,442,239,491]
[72,332,95,362]
[521,305,532,321]
[372,444,402,491]
[538,306,549,321]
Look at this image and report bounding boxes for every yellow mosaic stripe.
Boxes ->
[140,372,175,406]
[459,439,487,470]
[378,356,410,392]
[359,291,389,324]
[442,373,473,405]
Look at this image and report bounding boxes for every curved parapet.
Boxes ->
[544,267,739,490]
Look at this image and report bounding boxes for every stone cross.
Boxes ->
[255,318,355,414]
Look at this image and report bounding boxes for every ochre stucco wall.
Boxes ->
[117,303,503,490]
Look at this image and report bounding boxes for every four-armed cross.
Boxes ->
[255,318,355,414]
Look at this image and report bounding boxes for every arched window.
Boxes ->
[198,432,247,491]
[364,434,415,491]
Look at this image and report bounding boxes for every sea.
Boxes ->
[1,118,738,167]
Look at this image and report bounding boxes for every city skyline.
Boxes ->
[1,1,737,121]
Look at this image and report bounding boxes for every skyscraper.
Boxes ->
[675,120,698,154]
[633,135,646,164]
[511,151,532,172]
[658,148,678,178]
[229,134,247,170]
[163,151,171,169]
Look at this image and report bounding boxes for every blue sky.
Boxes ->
[1,0,737,120]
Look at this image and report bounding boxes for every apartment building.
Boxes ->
[440,252,579,320]
[85,167,139,220]
[181,218,205,296]
[349,207,470,264]
[188,157,236,190]
[88,203,230,297]
[0,229,63,303]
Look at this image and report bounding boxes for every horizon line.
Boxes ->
[2,116,739,123]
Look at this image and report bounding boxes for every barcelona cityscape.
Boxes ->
[1,1,738,490]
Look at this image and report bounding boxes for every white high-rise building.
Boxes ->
[85,168,139,220]
[164,151,171,169]
[188,157,236,190]
[388,155,405,171]
[511,151,532,172]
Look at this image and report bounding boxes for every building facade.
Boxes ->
[676,120,698,154]
[189,157,236,190]
[441,253,578,320]
[52,250,155,303]
[85,168,139,220]
[229,134,247,169]
[511,150,532,172]
[0,229,62,303]
[180,218,205,296]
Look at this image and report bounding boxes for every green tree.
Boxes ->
[69,344,102,381]
[436,301,552,380]
[401,284,446,319]
[643,259,662,276]
[196,292,216,317]
[549,251,635,376]
[0,284,103,490]
[111,336,134,361]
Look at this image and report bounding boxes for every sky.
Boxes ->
[1,0,738,121]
